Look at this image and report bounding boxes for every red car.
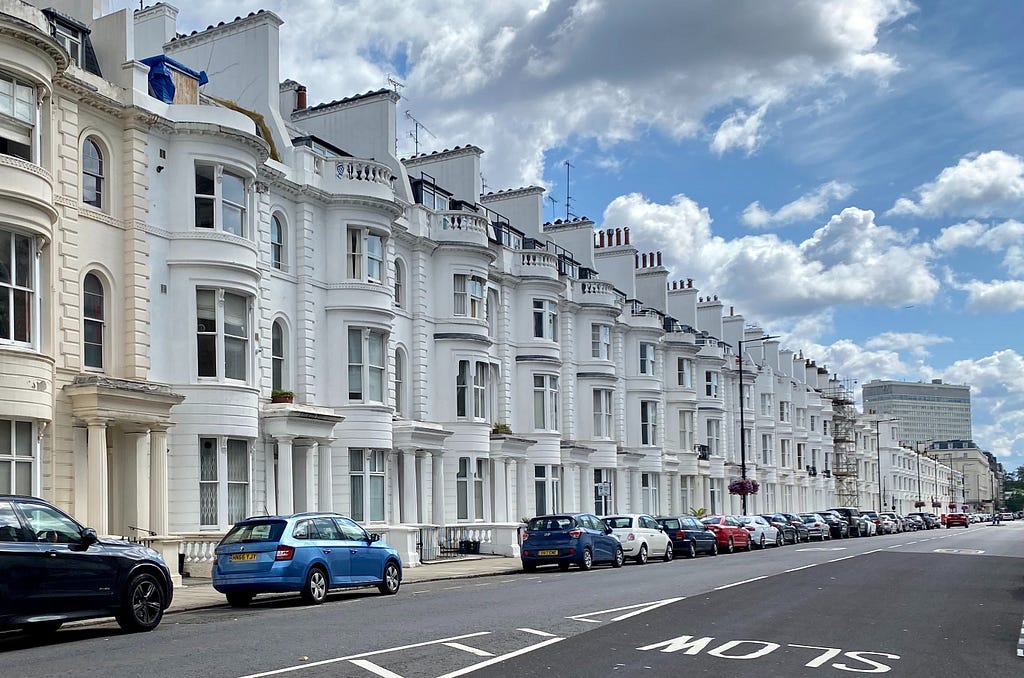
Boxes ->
[700,515,752,553]
[945,513,969,528]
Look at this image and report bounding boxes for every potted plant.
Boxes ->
[271,389,294,404]
[931,501,942,508]
[728,478,760,495]
[914,500,926,508]
[491,422,512,435]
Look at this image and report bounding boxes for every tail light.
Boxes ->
[627,533,636,541]
[522,533,529,542]
[675,530,687,539]
[568,529,582,538]
[275,545,295,561]
[522,549,530,556]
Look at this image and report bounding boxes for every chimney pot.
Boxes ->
[624,226,630,244]
[616,228,622,246]
[296,85,307,110]
[687,278,693,288]
[657,251,662,266]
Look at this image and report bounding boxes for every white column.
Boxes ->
[670,472,681,516]
[630,469,642,513]
[416,451,428,523]
[389,451,401,524]
[125,429,150,533]
[277,436,294,515]
[149,427,169,534]
[702,477,712,512]
[516,459,529,521]
[579,464,591,515]
[614,468,629,513]
[563,462,578,512]
[431,451,445,525]
[492,456,508,522]
[402,449,418,523]
[303,442,317,513]
[86,419,108,534]
[265,441,278,516]
[317,440,333,512]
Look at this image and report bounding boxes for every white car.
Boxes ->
[602,514,673,564]
[738,515,782,548]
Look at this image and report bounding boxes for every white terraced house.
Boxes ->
[0,1,972,581]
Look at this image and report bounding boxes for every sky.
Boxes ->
[114,1,1024,472]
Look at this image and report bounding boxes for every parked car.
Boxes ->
[520,513,624,571]
[945,512,969,528]
[817,510,850,539]
[760,514,798,545]
[778,512,812,543]
[602,514,673,563]
[860,510,885,534]
[212,512,403,606]
[0,495,174,634]
[879,512,903,533]
[700,515,752,553]
[799,513,832,541]
[738,515,782,548]
[829,507,865,537]
[907,512,940,529]
[906,514,927,530]
[656,515,720,558]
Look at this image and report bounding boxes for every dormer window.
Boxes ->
[52,23,82,65]
[412,176,452,211]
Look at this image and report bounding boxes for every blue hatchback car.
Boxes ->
[212,512,402,606]
[520,513,624,571]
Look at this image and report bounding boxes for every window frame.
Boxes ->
[453,273,485,319]
[640,400,659,446]
[82,272,104,370]
[0,419,35,496]
[705,370,720,398]
[532,373,560,431]
[0,71,36,163]
[194,163,249,237]
[198,436,250,529]
[347,327,387,403]
[270,214,286,271]
[591,323,612,360]
[271,319,286,391]
[677,357,693,387]
[349,449,386,523]
[532,298,558,341]
[0,229,37,347]
[82,137,104,209]
[593,388,613,439]
[196,288,251,383]
[639,342,656,375]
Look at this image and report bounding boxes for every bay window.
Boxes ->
[639,342,655,375]
[350,449,386,522]
[591,323,611,359]
[0,72,35,162]
[677,357,693,387]
[196,289,250,381]
[532,374,559,431]
[641,473,659,515]
[593,389,613,439]
[705,370,720,398]
[594,468,613,516]
[706,418,721,456]
[678,409,695,452]
[195,164,247,236]
[641,400,658,446]
[534,465,560,514]
[456,359,491,420]
[761,434,774,466]
[533,299,558,340]
[347,227,385,284]
[199,437,249,528]
[454,274,485,318]
[348,327,386,402]
[0,419,34,495]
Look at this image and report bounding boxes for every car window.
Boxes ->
[660,518,680,530]
[586,515,605,530]
[641,516,658,529]
[222,520,286,544]
[528,516,573,531]
[336,517,369,541]
[16,501,82,543]
[292,519,320,540]
[700,517,718,525]
[603,517,634,529]
[313,517,342,540]
[0,501,25,542]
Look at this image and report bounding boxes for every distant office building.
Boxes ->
[862,379,972,445]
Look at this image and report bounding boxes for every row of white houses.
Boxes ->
[0,1,976,577]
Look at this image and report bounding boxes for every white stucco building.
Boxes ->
[6,1,982,578]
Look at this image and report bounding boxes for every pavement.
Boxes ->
[167,555,523,613]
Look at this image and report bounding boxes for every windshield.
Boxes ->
[528,516,574,531]
[603,517,634,529]
[221,520,286,544]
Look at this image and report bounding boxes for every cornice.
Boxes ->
[145,120,270,164]
[165,10,284,50]
[55,73,125,117]
[0,18,68,77]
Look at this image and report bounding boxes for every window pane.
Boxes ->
[224,294,247,337]
[222,203,243,236]
[195,198,214,228]
[13,290,30,342]
[350,476,364,522]
[0,231,10,284]
[14,421,32,456]
[223,173,245,205]
[195,166,215,195]
[224,337,246,380]
[227,484,247,523]
[200,483,217,525]
[197,335,216,377]
[227,440,248,482]
[13,234,30,288]
[0,461,8,494]
[199,439,217,481]
[349,449,364,472]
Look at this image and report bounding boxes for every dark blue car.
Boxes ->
[521,513,624,571]
[212,513,402,606]
[656,515,720,557]
[0,495,174,634]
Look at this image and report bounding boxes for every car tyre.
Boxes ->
[636,543,649,565]
[686,540,697,559]
[580,547,594,571]
[710,540,719,556]
[726,538,734,554]
[226,592,253,608]
[758,534,766,549]
[775,532,783,547]
[611,546,625,568]
[745,537,753,552]
[663,543,674,562]
[378,561,401,595]
[115,572,165,632]
[301,566,328,605]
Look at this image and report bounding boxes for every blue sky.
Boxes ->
[115,1,1023,472]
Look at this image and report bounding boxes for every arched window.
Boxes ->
[270,215,285,270]
[394,259,405,308]
[83,272,104,368]
[82,138,103,208]
[272,320,286,391]
[394,348,406,416]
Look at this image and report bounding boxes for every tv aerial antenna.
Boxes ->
[406,110,436,155]
[546,194,559,222]
[386,74,405,96]
[564,160,577,220]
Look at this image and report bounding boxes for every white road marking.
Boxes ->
[235,631,491,678]
[795,547,846,552]
[784,563,819,573]
[887,544,902,548]
[349,659,404,678]
[715,576,767,590]
[826,555,857,563]
[518,628,558,637]
[435,637,564,678]
[443,642,495,657]
[567,597,685,623]
[864,549,883,554]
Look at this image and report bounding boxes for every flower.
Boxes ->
[728,478,760,495]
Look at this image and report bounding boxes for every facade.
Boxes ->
[928,440,1002,511]
[7,1,987,582]
[862,379,972,445]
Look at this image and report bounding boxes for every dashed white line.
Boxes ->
[715,576,768,589]
[518,628,558,637]
[784,563,819,573]
[827,555,857,563]
[443,642,495,657]
[349,659,404,678]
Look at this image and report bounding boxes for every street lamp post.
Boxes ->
[874,418,898,512]
[737,334,778,515]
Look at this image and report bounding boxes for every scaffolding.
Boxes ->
[825,379,859,507]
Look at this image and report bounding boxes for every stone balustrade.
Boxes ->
[335,159,396,187]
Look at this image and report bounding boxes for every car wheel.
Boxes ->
[226,592,253,608]
[115,572,165,632]
[580,547,594,570]
[745,537,753,552]
[558,562,571,571]
[636,543,649,565]
[522,561,537,572]
[726,538,734,554]
[663,543,674,562]
[686,540,697,559]
[758,534,766,549]
[301,566,328,605]
[22,621,63,635]
[710,540,719,556]
[775,533,783,547]
[378,561,401,595]
[611,546,624,568]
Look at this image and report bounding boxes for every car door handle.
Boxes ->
[46,550,58,557]
[322,549,332,554]
[350,549,358,554]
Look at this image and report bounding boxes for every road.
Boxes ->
[1,521,1021,677]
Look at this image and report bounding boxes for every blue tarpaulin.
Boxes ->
[140,55,208,103]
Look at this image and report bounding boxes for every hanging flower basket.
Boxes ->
[948,503,957,509]
[931,501,942,508]
[728,478,760,495]
[914,500,926,508]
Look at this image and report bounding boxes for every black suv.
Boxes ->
[0,495,174,634]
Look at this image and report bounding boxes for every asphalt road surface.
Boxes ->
[1,521,1021,678]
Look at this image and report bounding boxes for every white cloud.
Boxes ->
[711,105,768,156]
[953,279,1024,313]
[888,151,1024,218]
[931,220,988,253]
[742,181,855,228]
[864,332,952,358]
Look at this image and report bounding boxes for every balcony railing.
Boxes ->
[335,159,396,187]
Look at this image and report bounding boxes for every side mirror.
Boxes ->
[80,528,98,547]
[369,532,381,542]
[604,526,613,535]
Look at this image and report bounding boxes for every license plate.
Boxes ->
[537,549,559,556]
[230,553,258,562]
